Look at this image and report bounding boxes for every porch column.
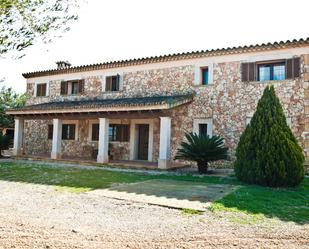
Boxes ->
[97,118,109,163]
[158,117,171,169]
[13,118,24,156]
[51,118,62,159]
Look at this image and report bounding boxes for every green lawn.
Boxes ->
[0,162,308,224]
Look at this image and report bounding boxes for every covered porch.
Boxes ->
[7,94,193,169]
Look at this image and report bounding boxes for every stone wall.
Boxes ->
[168,60,306,162]
[25,65,194,105]
[24,120,50,155]
[23,53,309,165]
[23,118,160,161]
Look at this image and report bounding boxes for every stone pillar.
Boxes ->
[13,118,24,156]
[97,118,109,163]
[158,117,171,169]
[129,123,136,160]
[51,119,62,159]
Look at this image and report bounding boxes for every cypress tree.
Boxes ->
[235,85,305,187]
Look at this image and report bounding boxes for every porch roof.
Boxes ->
[7,93,194,116]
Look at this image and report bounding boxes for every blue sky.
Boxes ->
[1,0,309,93]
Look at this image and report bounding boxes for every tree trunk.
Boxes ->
[197,161,208,174]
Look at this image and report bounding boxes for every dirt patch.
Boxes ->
[0,180,307,248]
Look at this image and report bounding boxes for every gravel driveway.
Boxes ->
[0,180,308,249]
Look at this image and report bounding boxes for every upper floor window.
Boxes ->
[61,80,84,95]
[105,75,120,91]
[241,57,300,82]
[36,83,47,97]
[109,124,129,142]
[258,62,286,81]
[201,67,209,85]
[71,81,80,94]
[194,63,213,86]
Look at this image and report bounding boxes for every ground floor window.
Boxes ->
[193,119,213,137]
[90,123,129,142]
[62,124,76,140]
[198,123,208,136]
[47,124,76,140]
[109,124,129,142]
[91,123,99,141]
[48,125,53,139]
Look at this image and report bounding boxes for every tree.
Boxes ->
[175,132,228,174]
[0,86,26,128]
[235,85,305,187]
[0,0,78,57]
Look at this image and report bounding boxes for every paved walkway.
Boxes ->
[1,159,236,210]
[93,179,237,211]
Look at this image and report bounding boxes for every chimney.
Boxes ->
[56,61,71,70]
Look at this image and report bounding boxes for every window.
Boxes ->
[109,124,129,142]
[36,83,47,97]
[106,75,119,91]
[193,119,213,137]
[91,123,99,141]
[241,57,300,82]
[106,75,120,91]
[71,81,80,94]
[48,125,53,139]
[62,124,76,140]
[258,62,285,81]
[61,80,84,95]
[201,67,209,85]
[194,64,213,86]
[198,123,208,136]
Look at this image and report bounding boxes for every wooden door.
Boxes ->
[137,124,149,160]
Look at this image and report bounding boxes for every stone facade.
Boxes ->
[23,118,161,161]
[22,48,309,166]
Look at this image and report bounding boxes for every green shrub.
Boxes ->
[235,85,304,187]
[175,132,228,174]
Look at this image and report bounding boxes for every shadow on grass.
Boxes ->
[0,161,307,224]
[211,179,309,224]
[0,162,236,190]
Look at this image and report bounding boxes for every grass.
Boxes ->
[0,162,237,191]
[0,161,308,224]
[54,186,92,193]
[225,212,265,225]
[181,208,203,216]
[210,179,309,224]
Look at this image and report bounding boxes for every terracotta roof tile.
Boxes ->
[22,37,309,78]
[7,94,194,114]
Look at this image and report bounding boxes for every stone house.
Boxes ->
[7,38,309,169]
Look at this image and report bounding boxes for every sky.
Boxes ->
[1,0,309,93]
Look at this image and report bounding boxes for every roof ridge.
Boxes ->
[22,37,309,78]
